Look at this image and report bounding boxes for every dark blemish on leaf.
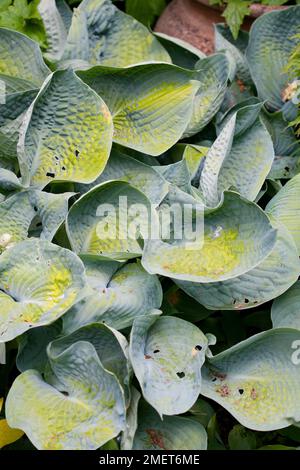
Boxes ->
[176,371,185,378]
[195,345,202,351]
[60,391,69,397]
[36,222,42,227]
[75,150,80,157]
[211,370,226,381]
[62,166,66,171]
[238,388,244,395]
[146,429,166,450]
[144,354,152,360]
[244,298,249,304]
[212,377,217,382]
[153,349,160,353]
[251,388,258,400]
[33,206,38,212]
[46,172,55,178]
[55,156,59,161]
[284,166,289,172]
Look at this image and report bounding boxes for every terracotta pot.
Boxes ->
[155,0,289,55]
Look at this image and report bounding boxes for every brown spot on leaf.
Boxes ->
[251,388,258,400]
[144,354,152,360]
[216,384,230,397]
[146,429,166,450]
[236,79,246,93]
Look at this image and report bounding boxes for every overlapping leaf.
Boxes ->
[177,221,300,310]
[131,401,207,450]
[142,191,276,283]
[0,239,86,342]
[130,314,211,415]
[67,181,156,260]
[63,256,163,332]
[246,7,300,111]
[6,340,126,449]
[18,69,113,188]
[78,63,199,155]
[272,281,300,330]
[61,0,170,67]
[202,329,300,431]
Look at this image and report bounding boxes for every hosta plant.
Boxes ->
[0,0,300,451]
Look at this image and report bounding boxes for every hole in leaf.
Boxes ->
[153,349,160,353]
[46,172,55,178]
[60,391,69,397]
[176,371,185,379]
[238,388,244,395]
[33,206,38,212]
[62,166,66,171]
[194,345,202,351]
[244,298,249,304]
[75,150,80,157]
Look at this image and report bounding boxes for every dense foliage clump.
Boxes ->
[0,0,300,451]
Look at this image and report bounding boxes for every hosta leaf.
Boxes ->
[62,0,170,67]
[268,156,300,180]
[131,401,207,450]
[155,32,205,69]
[0,239,86,342]
[0,418,24,449]
[272,281,300,329]
[121,386,141,450]
[142,191,276,283]
[77,63,199,155]
[18,69,113,188]
[200,112,274,206]
[246,6,300,110]
[6,341,126,449]
[215,24,251,84]
[0,189,74,245]
[17,321,62,373]
[0,27,49,89]
[266,173,300,254]
[28,190,74,240]
[0,343,5,364]
[38,0,68,62]
[177,222,300,310]
[202,329,300,431]
[184,54,229,138]
[77,149,169,206]
[216,97,263,138]
[63,257,162,333]
[261,110,300,158]
[129,314,210,416]
[0,168,23,192]
[48,323,131,402]
[66,181,156,260]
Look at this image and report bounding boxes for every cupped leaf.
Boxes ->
[261,109,300,158]
[177,221,300,310]
[131,401,207,450]
[18,69,113,188]
[6,341,126,449]
[200,112,274,206]
[0,189,74,245]
[216,97,263,138]
[272,281,300,330]
[0,27,50,89]
[0,239,86,342]
[184,54,230,138]
[77,63,199,155]
[49,322,131,402]
[129,314,209,416]
[142,191,277,283]
[77,148,169,206]
[266,173,300,254]
[61,0,170,67]
[202,328,300,431]
[66,181,156,260]
[246,6,300,111]
[63,257,163,333]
